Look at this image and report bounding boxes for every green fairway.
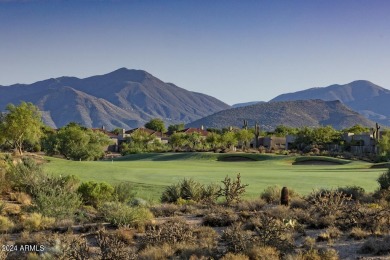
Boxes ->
[43,153,385,203]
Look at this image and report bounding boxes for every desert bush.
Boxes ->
[261,186,300,205]
[21,213,55,231]
[41,233,90,260]
[261,185,282,204]
[203,206,239,227]
[302,237,316,250]
[138,243,175,260]
[349,227,370,240]
[75,205,98,223]
[141,218,196,248]
[161,179,221,204]
[161,183,182,203]
[338,203,390,232]
[174,242,217,259]
[246,246,280,260]
[373,187,390,203]
[337,186,365,201]
[99,201,153,227]
[3,203,21,215]
[77,181,114,207]
[201,183,221,204]
[34,181,82,220]
[287,248,339,260]
[7,157,45,195]
[251,214,294,252]
[180,178,204,201]
[114,182,136,204]
[0,215,14,232]
[194,226,219,248]
[236,199,266,212]
[378,168,390,190]
[10,192,32,205]
[220,252,249,260]
[114,227,136,245]
[317,226,342,242]
[150,203,180,217]
[290,197,309,209]
[96,229,137,260]
[219,173,248,205]
[222,222,253,253]
[266,205,293,221]
[307,189,352,215]
[359,235,390,255]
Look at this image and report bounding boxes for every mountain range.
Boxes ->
[0,69,388,131]
[0,68,230,129]
[187,99,374,131]
[271,80,390,126]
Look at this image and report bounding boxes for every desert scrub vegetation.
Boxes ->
[99,201,154,228]
[77,181,115,207]
[161,178,220,204]
[2,154,390,259]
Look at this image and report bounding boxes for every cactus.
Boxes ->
[280,187,289,206]
[243,120,248,130]
[254,123,260,148]
[375,122,381,141]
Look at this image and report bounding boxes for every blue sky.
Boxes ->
[1,0,389,105]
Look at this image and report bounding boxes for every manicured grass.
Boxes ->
[43,153,384,203]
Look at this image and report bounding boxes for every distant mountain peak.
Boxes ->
[270,80,390,126]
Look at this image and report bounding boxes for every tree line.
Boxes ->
[1,102,390,160]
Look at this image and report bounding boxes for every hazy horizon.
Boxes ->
[1,0,389,105]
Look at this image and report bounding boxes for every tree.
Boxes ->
[187,132,202,149]
[167,123,185,134]
[145,118,166,133]
[169,132,188,150]
[206,132,221,150]
[235,129,253,149]
[0,102,43,155]
[343,124,370,134]
[378,130,390,158]
[220,131,238,150]
[274,125,298,137]
[53,124,111,160]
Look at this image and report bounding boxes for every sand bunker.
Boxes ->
[293,160,342,165]
[218,156,256,162]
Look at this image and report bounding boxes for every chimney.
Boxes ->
[101,125,105,131]
[201,125,204,130]
[122,129,126,136]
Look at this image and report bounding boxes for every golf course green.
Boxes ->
[43,153,385,202]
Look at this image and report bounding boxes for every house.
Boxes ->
[123,127,169,144]
[178,127,209,137]
[342,132,377,154]
[258,136,287,150]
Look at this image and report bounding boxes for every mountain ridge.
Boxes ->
[270,80,390,126]
[187,99,375,131]
[0,68,230,129]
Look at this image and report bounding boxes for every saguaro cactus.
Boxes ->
[281,187,289,206]
[254,123,260,148]
[375,122,381,141]
[243,120,248,130]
